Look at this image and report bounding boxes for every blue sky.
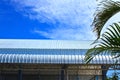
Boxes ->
[0,0,120,40]
[0,0,51,39]
[0,0,98,40]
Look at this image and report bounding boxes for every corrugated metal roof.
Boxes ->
[0,48,87,55]
[0,49,119,64]
[0,39,94,49]
[0,53,119,64]
[0,39,119,64]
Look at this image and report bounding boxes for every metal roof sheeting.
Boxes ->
[0,39,94,49]
[0,54,119,64]
[0,39,119,64]
[0,49,119,64]
[0,49,87,55]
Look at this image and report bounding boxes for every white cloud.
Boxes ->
[34,26,95,40]
[10,0,97,40]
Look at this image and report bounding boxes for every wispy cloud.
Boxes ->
[10,0,97,40]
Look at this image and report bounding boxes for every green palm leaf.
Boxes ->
[85,23,120,63]
[92,0,120,38]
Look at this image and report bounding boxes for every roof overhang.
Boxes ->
[0,39,119,65]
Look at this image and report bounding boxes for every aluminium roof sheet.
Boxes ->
[0,39,94,49]
[0,39,119,64]
[0,48,119,64]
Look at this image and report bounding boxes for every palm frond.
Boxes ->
[85,23,120,63]
[92,0,120,38]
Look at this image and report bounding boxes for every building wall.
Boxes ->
[0,73,102,80]
[0,64,103,80]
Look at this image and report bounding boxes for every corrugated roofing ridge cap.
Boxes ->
[0,39,94,49]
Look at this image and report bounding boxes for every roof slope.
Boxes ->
[0,39,119,64]
[0,39,93,49]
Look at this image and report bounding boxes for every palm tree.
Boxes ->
[92,0,120,38]
[85,23,120,63]
[85,1,120,79]
[85,0,120,63]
